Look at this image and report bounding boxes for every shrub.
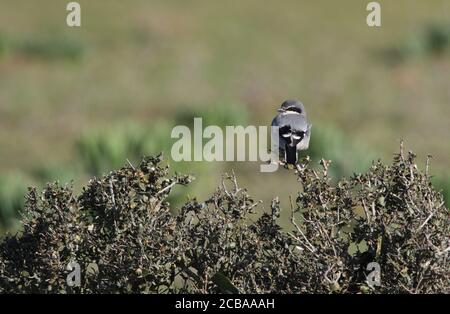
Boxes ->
[0,147,448,293]
[0,155,192,293]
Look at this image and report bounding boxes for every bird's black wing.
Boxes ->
[285,144,297,165]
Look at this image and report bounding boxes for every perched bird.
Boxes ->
[271,100,312,165]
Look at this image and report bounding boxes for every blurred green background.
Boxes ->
[1,0,449,233]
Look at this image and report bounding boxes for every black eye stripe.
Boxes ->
[286,107,302,114]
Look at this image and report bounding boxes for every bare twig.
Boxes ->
[362,199,371,225]
[418,212,434,231]
[437,246,450,256]
[157,181,177,195]
[425,155,432,177]
[109,178,116,206]
[289,196,317,253]
[126,159,136,170]
[400,139,405,160]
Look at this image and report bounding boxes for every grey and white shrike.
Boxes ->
[271,100,312,165]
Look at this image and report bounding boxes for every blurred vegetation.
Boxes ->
[0,32,7,57]
[14,34,84,61]
[175,104,249,127]
[432,176,450,207]
[302,126,374,179]
[0,30,84,61]
[381,23,450,64]
[76,124,150,176]
[0,173,28,232]
[30,164,77,185]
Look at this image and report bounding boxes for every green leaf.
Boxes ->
[211,272,239,294]
[86,262,99,276]
[358,240,368,253]
[347,242,358,257]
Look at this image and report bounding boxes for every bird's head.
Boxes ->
[277,99,305,114]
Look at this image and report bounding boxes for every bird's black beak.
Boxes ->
[277,108,285,113]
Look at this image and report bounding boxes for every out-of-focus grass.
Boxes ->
[175,103,249,127]
[426,23,450,55]
[30,164,77,185]
[0,32,8,57]
[302,125,374,178]
[381,22,450,64]
[432,176,450,207]
[0,173,29,230]
[76,103,249,177]
[0,30,84,61]
[76,124,147,176]
[13,33,84,61]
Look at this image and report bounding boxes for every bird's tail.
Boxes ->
[285,145,297,165]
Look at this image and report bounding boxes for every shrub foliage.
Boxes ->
[0,148,448,293]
